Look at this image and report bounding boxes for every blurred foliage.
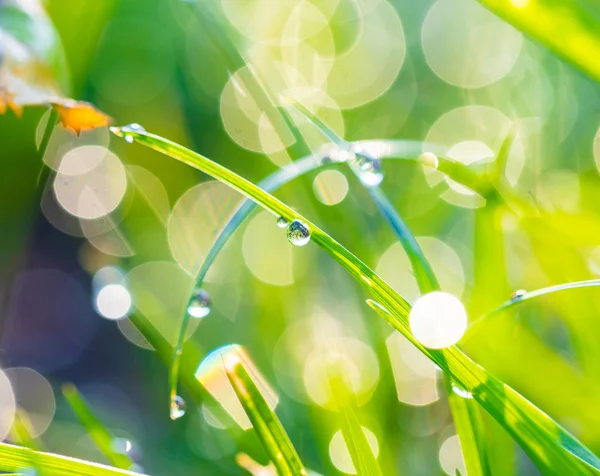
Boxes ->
[2,0,600,475]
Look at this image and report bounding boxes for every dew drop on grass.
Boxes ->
[276,216,288,228]
[409,291,468,349]
[451,382,473,399]
[352,153,384,187]
[120,123,145,143]
[418,152,439,169]
[327,148,355,164]
[286,219,311,246]
[511,289,527,301]
[186,288,211,319]
[170,395,186,420]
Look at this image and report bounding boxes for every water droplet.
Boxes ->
[351,153,384,187]
[16,468,37,476]
[170,395,186,420]
[286,219,311,246]
[451,382,473,399]
[330,148,355,163]
[112,438,142,461]
[511,289,527,301]
[276,216,288,228]
[418,152,439,169]
[186,288,211,319]
[120,123,145,144]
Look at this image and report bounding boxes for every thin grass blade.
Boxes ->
[329,374,383,476]
[224,357,306,476]
[62,384,134,470]
[0,442,145,475]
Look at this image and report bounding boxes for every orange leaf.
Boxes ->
[0,0,109,132]
[52,100,112,135]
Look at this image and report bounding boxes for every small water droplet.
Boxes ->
[286,219,311,246]
[511,289,527,301]
[120,123,145,144]
[170,395,186,420]
[16,468,37,476]
[418,152,439,169]
[276,216,288,228]
[351,153,384,187]
[186,288,211,319]
[451,382,473,399]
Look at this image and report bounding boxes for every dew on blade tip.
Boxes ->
[186,288,211,319]
[276,216,288,228]
[286,219,311,246]
[511,289,527,301]
[170,395,186,420]
[118,123,145,143]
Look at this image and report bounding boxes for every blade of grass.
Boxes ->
[329,373,383,476]
[476,0,600,85]
[62,384,134,470]
[0,442,145,475]
[112,127,600,474]
[470,279,600,330]
[224,357,306,476]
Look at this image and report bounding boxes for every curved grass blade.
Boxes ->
[0,442,145,475]
[224,357,306,476]
[111,127,600,474]
[476,0,600,85]
[470,279,600,330]
[167,152,321,417]
[62,384,134,470]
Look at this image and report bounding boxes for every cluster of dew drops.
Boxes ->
[114,126,391,418]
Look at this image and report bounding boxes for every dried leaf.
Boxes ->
[0,0,110,131]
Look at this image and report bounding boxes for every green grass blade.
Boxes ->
[111,127,600,474]
[0,442,144,475]
[368,187,439,293]
[329,374,383,476]
[62,384,134,470]
[471,279,600,330]
[224,357,306,476]
[477,0,600,84]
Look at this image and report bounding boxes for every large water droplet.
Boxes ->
[186,288,211,319]
[511,289,527,301]
[276,216,288,228]
[170,395,186,420]
[120,123,145,144]
[286,219,311,247]
[351,153,384,187]
[451,382,473,399]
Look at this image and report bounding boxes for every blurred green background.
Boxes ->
[2,0,600,474]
